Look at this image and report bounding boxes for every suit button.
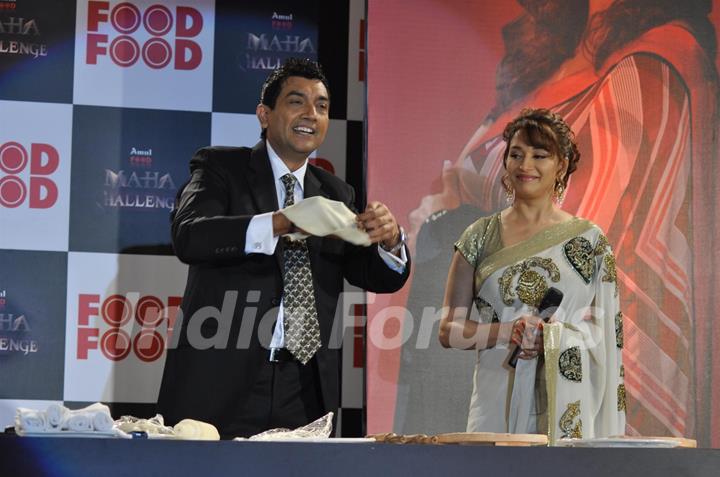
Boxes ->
[214,248,220,254]
[231,246,238,252]
[271,298,279,306]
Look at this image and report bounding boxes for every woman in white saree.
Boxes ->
[439,108,625,444]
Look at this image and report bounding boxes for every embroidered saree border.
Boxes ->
[475,217,594,290]
[544,322,563,446]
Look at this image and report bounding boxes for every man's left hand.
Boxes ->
[358,201,401,249]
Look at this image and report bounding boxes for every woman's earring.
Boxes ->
[502,174,515,204]
[553,179,566,206]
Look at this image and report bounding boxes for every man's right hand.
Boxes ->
[272,212,310,237]
[272,211,293,236]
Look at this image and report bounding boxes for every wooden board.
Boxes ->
[435,432,548,446]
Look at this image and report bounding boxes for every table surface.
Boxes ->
[1,435,719,477]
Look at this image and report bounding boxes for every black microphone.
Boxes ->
[508,287,564,368]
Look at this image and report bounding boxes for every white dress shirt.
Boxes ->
[244,141,407,348]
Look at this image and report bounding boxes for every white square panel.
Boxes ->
[73,0,215,111]
[0,101,72,251]
[64,252,188,403]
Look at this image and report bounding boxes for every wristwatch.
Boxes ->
[381,226,406,254]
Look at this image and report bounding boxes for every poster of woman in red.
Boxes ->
[366,0,720,447]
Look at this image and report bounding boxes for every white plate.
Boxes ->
[555,438,681,448]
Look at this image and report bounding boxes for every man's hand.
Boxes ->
[358,201,401,250]
[272,211,309,237]
[272,211,293,236]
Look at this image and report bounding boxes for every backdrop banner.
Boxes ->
[0,0,369,433]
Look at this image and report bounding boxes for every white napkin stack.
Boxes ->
[15,402,115,435]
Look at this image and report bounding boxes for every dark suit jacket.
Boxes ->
[157,141,410,435]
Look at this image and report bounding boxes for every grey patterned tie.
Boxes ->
[280,173,321,364]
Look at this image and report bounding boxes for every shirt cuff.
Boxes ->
[244,212,279,255]
[378,243,408,274]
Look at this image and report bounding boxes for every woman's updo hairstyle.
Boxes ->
[501,108,580,190]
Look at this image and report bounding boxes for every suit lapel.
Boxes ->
[302,164,328,201]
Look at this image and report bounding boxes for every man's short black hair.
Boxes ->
[260,57,330,110]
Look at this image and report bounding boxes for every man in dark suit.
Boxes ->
[157,58,410,438]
